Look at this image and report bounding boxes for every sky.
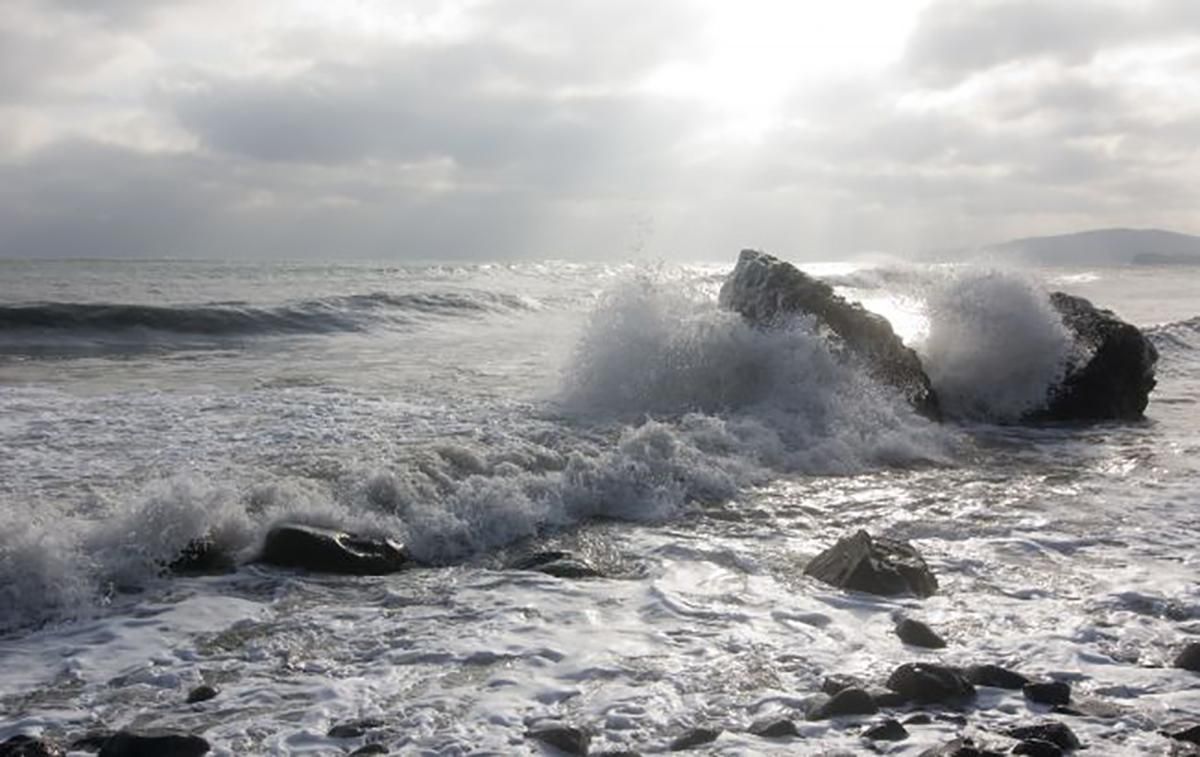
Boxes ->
[1,0,1198,261]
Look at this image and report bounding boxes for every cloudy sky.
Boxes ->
[1,0,1198,260]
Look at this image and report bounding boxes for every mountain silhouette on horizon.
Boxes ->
[969,228,1200,265]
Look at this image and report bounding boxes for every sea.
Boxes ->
[0,256,1197,755]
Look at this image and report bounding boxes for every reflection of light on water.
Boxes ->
[855,295,930,346]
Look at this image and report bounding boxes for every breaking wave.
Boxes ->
[919,270,1075,421]
[0,272,953,632]
[0,290,533,352]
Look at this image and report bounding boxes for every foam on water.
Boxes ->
[3,259,1198,755]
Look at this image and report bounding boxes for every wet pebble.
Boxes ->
[526,726,590,755]
[1023,681,1071,706]
[185,684,218,704]
[896,618,946,649]
[668,728,721,751]
[862,718,908,741]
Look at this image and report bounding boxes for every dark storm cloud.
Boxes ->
[905,0,1200,85]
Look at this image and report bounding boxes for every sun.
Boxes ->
[639,0,929,142]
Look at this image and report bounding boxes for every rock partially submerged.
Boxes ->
[886,662,975,704]
[259,524,410,575]
[1040,292,1158,421]
[509,551,602,579]
[97,732,210,757]
[805,530,938,597]
[719,249,1158,423]
[720,249,940,417]
[0,735,65,757]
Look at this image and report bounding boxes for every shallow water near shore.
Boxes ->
[1,258,1198,754]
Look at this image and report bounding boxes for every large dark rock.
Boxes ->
[1038,292,1157,421]
[0,735,65,757]
[862,718,908,741]
[886,663,975,704]
[259,524,410,575]
[805,530,938,597]
[720,249,940,418]
[1006,722,1080,751]
[97,732,209,757]
[1175,642,1200,672]
[1023,681,1071,706]
[185,684,219,704]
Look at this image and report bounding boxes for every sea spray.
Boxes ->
[920,269,1075,421]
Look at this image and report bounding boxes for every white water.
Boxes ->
[1,258,1198,755]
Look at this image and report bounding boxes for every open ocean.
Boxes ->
[1,257,1197,755]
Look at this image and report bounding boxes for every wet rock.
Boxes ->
[871,689,911,708]
[526,725,591,755]
[1037,291,1158,421]
[896,618,946,648]
[748,718,800,738]
[69,732,114,752]
[97,732,210,757]
[327,719,384,739]
[668,728,721,751]
[1023,681,1071,706]
[720,249,940,417]
[166,539,235,576]
[862,718,908,741]
[964,664,1028,690]
[185,684,219,704]
[903,714,933,726]
[349,746,388,756]
[1011,740,1063,757]
[822,674,865,695]
[510,551,602,579]
[918,737,1005,756]
[807,688,878,720]
[1175,642,1200,673]
[886,662,975,704]
[0,735,65,757]
[1006,723,1080,751]
[260,524,410,575]
[1164,723,1200,746]
[592,752,642,757]
[804,530,938,598]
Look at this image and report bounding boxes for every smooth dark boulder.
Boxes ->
[748,718,800,738]
[167,539,235,576]
[1038,292,1157,421]
[0,736,65,757]
[1006,723,1080,751]
[807,688,878,720]
[526,726,591,755]
[1175,642,1200,672]
[805,530,938,597]
[886,663,975,704]
[918,737,1004,757]
[1023,681,1071,706]
[964,664,1028,690]
[862,718,908,741]
[260,524,409,575]
[185,684,219,704]
[97,733,209,757]
[1011,740,1062,757]
[510,551,602,579]
[328,719,384,739]
[896,618,946,648]
[349,746,388,756]
[668,728,721,751]
[720,249,940,418]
